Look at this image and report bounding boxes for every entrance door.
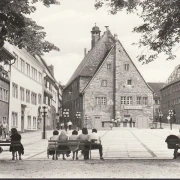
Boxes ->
[93,116,102,129]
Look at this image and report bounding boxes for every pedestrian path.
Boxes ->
[0,128,178,160]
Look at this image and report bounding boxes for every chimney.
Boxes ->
[48,65,54,76]
[114,34,118,41]
[84,48,87,57]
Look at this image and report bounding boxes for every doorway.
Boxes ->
[21,112,24,132]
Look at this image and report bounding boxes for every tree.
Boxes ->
[0,0,60,60]
[95,0,180,64]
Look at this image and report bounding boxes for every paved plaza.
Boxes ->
[0,126,179,161]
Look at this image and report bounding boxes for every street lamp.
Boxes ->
[84,115,88,128]
[63,109,69,130]
[158,111,163,129]
[76,112,81,129]
[169,109,176,130]
[40,106,48,139]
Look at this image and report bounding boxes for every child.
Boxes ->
[69,130,79,160]
[9,128,24,160]
[48,130,59,160]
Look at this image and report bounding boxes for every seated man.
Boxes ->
[88,129,104,160]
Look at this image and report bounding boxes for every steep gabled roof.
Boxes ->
[148,82,164,97]
[64,29,115,89]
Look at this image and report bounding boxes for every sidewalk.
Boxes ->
[0,128,178,160]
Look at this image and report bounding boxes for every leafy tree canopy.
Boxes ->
[0,0,60,58]
[95,0,180,64]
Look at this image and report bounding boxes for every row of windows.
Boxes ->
[0,87,8,102]
[101,79,132,87]
[12,82,42,105]
[12,112,36,129]
[106,63,129,71]
[13,52,42,84]
[121,96,148,105]
[162,97,180,109]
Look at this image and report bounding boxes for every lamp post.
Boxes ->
[40,106,48,139]
[76,112,81,129]
[84,115,88,128]
[158,111,163,129]
[63,109,69,131]
[169,109,175,130]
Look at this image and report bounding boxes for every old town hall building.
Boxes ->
[62,25,154,129]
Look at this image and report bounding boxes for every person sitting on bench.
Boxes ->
[87,129,104,160]
[48,130,60,160]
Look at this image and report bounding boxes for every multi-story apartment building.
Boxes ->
[160,65,180,124]
[63,25,154,129]
[4,43,44,132]
[148,82,164,121]
[0,48,15,125]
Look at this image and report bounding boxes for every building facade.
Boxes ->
[4,43,44,132]
[160,65,180,124]
[148,82,164,121]
[63,25,154,129]
[0,48,14,125]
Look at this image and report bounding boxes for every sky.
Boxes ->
[30,0,180,85]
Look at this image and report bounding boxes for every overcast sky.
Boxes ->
[30,0,180,85]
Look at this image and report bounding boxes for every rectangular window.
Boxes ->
[12,83,18,98]
[124,64,129,71]
[27,116,31,128]
[38,94,42,104]
[0,88,8,102]
[26,63,30,76]
[107,64,111,70]
[33,117,36,129]
[31,92,37,105]
[101,97,107,105]
[20,87,24,101]
[38,72,42,83]
[121,97,126,104]
[13,52,18,68]
[143,97,148,105]
[20,59,25,73]
[12,112,18,127]
[26,90,30,103]
[127,96,132,105]
[31,67,34,79]
[96,97,101,105]
[127,79,132,85]
[34,69,37,81]
[101,80,107,87]
[137,97,141,105]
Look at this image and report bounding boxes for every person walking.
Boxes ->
[110,123,113,130]
[68,121,72,130]
[2,120,8,139]
[60,122,64,130]
[9,128,24,160]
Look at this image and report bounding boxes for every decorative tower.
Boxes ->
[91,23,101,49]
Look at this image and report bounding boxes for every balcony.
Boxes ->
[0,66,10,82]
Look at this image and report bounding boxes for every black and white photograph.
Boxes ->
[0,0,180,179]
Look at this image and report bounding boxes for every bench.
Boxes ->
[0,140,22,159]
[47,139,98,160]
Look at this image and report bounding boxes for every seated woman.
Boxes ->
[48,130,59,160]
[9,128,24,160]
[58,130,71,160]
[69,130,79,160]
[78,128,89,160]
